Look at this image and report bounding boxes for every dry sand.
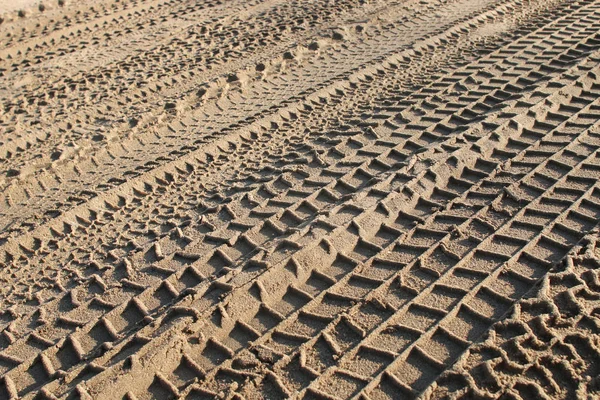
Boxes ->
[0,1,37,14]
[0,0,599,399]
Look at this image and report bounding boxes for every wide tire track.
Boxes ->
[1,1,600,399]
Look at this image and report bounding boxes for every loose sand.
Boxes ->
[0,0,599,398]
[0,0,43,15]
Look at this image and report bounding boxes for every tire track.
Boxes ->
[1,0,600,399]
[0,2,596,390]
[46,37,600,400]
[0,0,557,240]
[0,0,584,352]
[0,0,391,178]
[0,0,584,247]
[173,70,600,400]
[427,230,600,400]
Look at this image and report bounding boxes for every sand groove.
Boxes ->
[1,0,600,399]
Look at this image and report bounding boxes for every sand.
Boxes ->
[0,0,599,398]
[0,0,43,15]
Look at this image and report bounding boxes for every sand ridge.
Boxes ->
[0,0,600,399]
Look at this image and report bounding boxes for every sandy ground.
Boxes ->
[0,0,599,399]
[0,0,42,15]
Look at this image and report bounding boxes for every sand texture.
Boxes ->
[1,0,600,399]
[0,1,43,16]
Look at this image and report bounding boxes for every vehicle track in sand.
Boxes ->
[0,0,600,399]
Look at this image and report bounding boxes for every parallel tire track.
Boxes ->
[0,0,600,399]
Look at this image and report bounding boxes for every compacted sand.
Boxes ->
[1,0,600,399]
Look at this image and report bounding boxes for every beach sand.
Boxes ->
[0,0,599,398]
